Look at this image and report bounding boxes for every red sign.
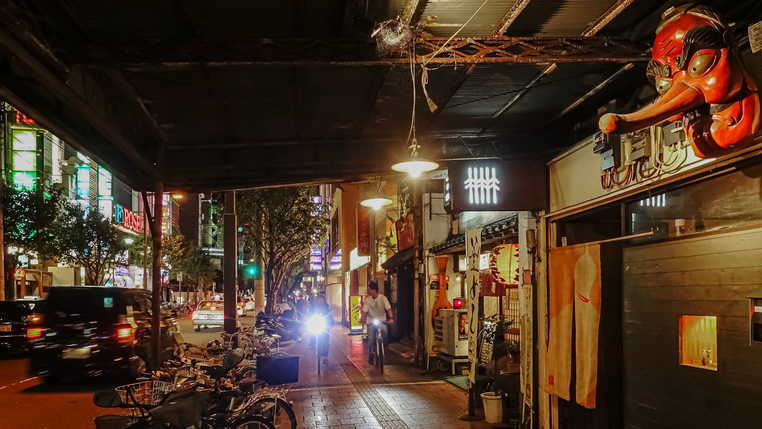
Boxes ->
[115,204,142,233]
[14,109,34,124]
[356,204,370,257]
[13,268,26,279]
[395,213,415,251]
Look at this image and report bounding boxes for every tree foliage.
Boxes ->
[126,232,216,292]
[52,201,127,285]
[2,185,65,276]
[237,187,328,314]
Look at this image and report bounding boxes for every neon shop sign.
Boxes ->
[115,205,142,233]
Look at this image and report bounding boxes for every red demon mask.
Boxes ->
[599,4,760,158]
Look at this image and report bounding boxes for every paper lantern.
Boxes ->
[490,243,520,286]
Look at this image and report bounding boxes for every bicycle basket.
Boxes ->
[115,380,172,417]
[93,415,139,429]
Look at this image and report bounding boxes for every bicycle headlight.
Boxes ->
[307,316,327,334]
[372,319,380,326]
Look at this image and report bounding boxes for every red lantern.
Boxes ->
[453,297,464,309]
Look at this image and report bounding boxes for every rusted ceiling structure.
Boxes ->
[0,0,755,191]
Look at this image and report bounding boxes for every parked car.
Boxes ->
[28,286,180,383]
[0,301,39,354]
[192,300,245,330]
[240,297,255,312]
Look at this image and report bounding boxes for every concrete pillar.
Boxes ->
[223,191,238,333]
[254,279,265,314]
[151,183,163,369]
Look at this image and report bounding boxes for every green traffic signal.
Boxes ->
[247,265,258,276]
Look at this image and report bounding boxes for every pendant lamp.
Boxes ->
[360,180,393,210]
[391,138,439,178]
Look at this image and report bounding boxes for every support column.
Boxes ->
[413,181,423,366]
[223,191,238,334]
[0,180,4,301]
[151,184,163,369]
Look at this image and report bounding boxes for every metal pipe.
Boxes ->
[544,63,635,125]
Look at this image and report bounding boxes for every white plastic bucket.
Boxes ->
[481,391,503,424]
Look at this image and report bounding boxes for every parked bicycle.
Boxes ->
[93,349,275,429]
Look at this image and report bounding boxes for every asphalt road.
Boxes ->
[0,314,256,429]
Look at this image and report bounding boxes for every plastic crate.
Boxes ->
[256,354,299,385]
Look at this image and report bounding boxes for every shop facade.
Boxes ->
[536,6,762,426]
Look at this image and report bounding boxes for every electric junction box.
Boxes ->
[593,131,622,171]
[661,122,687,146]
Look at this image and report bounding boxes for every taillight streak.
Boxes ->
[26,328,43,339]
[116,324,134,344]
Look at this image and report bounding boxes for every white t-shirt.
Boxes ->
[362,294,391,324]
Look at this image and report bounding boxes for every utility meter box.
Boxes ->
[749,289,762,344]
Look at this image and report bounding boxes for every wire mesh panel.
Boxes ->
[115,381,172,417]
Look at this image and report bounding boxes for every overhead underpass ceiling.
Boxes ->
[0,0,756,191]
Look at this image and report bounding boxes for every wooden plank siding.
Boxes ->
[622,228,762,429]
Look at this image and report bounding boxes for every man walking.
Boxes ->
[360,281,393,365]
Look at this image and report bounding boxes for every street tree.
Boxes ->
[52,200,127,285]
[237,187,328,314]
[2,185,65,285]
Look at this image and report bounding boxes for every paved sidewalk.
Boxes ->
[281,325,491,429]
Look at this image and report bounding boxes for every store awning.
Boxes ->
[381,247,415,271]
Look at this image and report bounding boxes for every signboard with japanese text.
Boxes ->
[350,295,363,331]
[521,283,534,408]
[357,204,371,256]
[444,161,547,213]
[466,227,482,384]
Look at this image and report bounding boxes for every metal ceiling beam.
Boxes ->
[421,0,532,131]
[360,66,390,132]
[0,25,161,181]
[71,36,649,68]
[402,0,430,26]
[493,0,533,37]
[544,62,634,126]
[420,64,476,131]
[478,0,635,133]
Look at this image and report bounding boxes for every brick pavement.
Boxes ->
[279,325,492,429]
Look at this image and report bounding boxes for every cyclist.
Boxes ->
[309,293,333,365]
[360,281,394,365]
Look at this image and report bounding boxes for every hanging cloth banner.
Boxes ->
[545,246,576,401]
[546,242,602,408]
[520,282,533,408]
[574,242,602,409]
[466,227,483,384]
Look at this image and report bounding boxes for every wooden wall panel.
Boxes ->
[623,228,762,429]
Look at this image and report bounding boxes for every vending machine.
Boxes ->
[438,309,469,356]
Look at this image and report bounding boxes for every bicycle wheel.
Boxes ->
[377,339,384,374]
[250,397,297,429]
[317,340,323,374]
[227,415,276,429]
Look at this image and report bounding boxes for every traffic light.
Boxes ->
[246,265,258,277]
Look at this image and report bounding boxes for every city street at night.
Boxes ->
[1,0,762,428]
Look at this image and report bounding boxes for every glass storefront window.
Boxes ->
[627,166,762,238]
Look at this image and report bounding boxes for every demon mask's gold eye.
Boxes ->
[655,77,672,96]
[688,53,715,77]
